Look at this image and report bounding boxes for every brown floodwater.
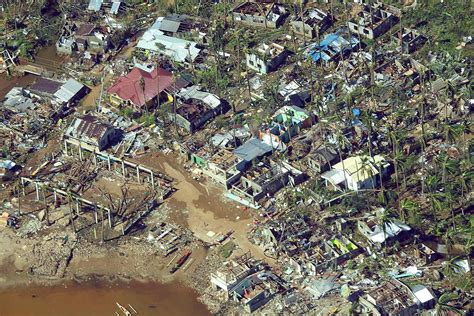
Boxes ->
[0,280,211,316]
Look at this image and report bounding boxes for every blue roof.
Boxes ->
[88,0,103,11]
[306,29,359,62]
[233,138,272,162]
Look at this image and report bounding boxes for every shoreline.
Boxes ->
[0,230,217,314]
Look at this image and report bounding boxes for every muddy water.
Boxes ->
[0,280,210,316]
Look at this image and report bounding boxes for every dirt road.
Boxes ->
[136,152,270,262]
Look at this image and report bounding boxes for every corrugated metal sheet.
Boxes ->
[54,79,84,103]
[88,0,103,11]
[110,2,121,14]
[233,138,272,162]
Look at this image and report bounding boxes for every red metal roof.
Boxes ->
[107,67,173,108]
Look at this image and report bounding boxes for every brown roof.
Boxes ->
[76,23,95,36]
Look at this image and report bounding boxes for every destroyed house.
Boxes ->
[173,86,229,133]
[393,27,427,54]
[357,216,411,248]
[347,3,398,39]
[307,235,362,272]
[259,105,314,151]
[291,8,333,39]
[321,155,390,191]
[229,271,281,313]
[359,279,424,316]
[56,22,110,55]
[107,66,173,109]
[211,258,259,293]
[181,137,216,168]
[306,29,360,63]
[254,214,312,257]
[0,160,17,178]
[88,0,126,15]
[278,80,311,107]
[231,161,303,205]
[202,149,244,188]
[64,115,121,151]
[175,101,213,133]
[2,87,36,113]
[246,42,288,74]
[232,0,288,29]
[306,145,338,174]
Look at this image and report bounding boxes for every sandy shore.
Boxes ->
[0,151,265,314]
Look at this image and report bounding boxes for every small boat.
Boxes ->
[169,249,191,274]
[116,302,132,316]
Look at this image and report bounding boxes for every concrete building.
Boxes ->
[259,105,315,151]
[347,3,398,39]
[321,155,390,191]
[232,0,288,29]
[291,8,332,39]
[202,149,244,188]
[393,27,428,54]
[246,42,288,74]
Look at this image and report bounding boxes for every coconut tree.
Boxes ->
[379,208,397,252]
[399,198,419,224]
[435,292,462,315]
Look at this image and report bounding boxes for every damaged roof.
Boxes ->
[65,115,114,145]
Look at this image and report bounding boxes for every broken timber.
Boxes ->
[21,177,114,228]
[63,138,173,195]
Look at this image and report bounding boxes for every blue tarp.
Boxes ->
[306,30,359,62]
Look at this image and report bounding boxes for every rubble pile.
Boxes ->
[29,233,77,279]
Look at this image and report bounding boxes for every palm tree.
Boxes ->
[435,292,462,315]
[379,208,397,252]
[399,198,419,223]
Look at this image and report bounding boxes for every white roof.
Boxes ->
[137,18,200,62]
[54,79,84,103]
[178,85,221,109]
[413,286,435,304]
[321,169,346,185]
[279,80,302,101]
[332,155,389,183]
[369,221,411,244]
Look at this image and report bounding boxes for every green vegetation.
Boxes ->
[138,113,156,127]
[219,241,236,258]
[403,0,474,56]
